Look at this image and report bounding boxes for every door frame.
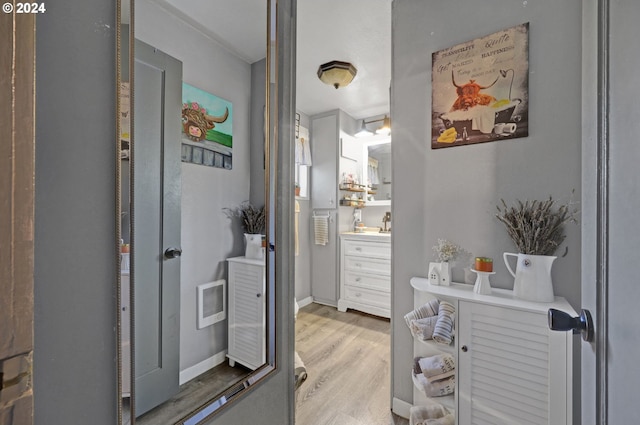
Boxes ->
[582,0,608,423]
[0,8,35,424]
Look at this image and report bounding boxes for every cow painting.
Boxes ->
[182,102,229,142]
[450,71,499,112]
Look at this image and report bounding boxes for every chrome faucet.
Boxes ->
[382,211,391,232]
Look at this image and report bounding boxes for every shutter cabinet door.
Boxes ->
[457,301,570,425]
[229,262,265,369]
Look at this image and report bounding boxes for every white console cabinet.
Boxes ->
[410,278,576,425]
[227,257,265,370]
[338,233,391,318]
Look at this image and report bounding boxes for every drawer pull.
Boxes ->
[355,263,362,267]
[355,292,362,297]
[355,247,362,251]
[355,277,362,282]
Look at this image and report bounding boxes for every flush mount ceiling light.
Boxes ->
[375,115,391,135]
[317,60,357,89]
[355,115,392,138]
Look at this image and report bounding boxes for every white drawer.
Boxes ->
[344,285,390,308]
[344,256,390,276]
[344,270,390,292]
[343,240,390,259]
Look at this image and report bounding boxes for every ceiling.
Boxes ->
[153,0,391,120]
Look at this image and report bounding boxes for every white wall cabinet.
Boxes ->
[227,257,265,370]
[338,234,391,318]
[410,278,576,425]
[310,112,339,210]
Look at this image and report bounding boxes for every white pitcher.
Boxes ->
[244,233,265,261]
[503,253,556,302]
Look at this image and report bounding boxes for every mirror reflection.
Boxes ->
[364,138,391,205]
[119,0,275,423]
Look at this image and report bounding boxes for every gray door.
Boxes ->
[581,1,639,423]
[133,39,183,417]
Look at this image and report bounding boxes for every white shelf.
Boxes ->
[410,278,576,316]
[417,338,455,355]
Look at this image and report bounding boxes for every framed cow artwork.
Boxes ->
[431,23,529,149]
[181,83,233,168]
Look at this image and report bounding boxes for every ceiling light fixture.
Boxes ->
[355,115,392,138]
[375,115,391,135]
[317,60,357,89]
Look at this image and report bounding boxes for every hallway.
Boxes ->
[295,303,408,425]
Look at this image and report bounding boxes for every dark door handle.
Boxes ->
[548,308,594,342]
[164,247,182,259]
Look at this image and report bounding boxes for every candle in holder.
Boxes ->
[474,257,493,272]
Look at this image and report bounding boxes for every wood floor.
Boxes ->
[295,303,409,425]
[125,361,249,425]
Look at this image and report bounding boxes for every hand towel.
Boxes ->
[295,201,300,256]
[295,126,312,165]
[412,357,455,397]
[412,370,455,397]
[418,354,455,383]
[416,413,455,425]
[409,316,439,341]
[313,215,329,245]
[410,405,454,425]
[404,299,440,329]
[432,301,455,345]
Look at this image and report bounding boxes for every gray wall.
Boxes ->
[34,0,118,423]
[391,0,583,420]
[135,0,254,373]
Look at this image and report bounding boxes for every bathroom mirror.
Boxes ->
[362,137,391,206]
[117,0,278,424]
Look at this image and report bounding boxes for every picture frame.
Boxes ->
[431,23,530,149]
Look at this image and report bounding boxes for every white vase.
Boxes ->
[244,233,265,260]
[503,252,556,302]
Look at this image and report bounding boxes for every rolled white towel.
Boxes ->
[413,372,455,397]
[410,316,439,341]
[404,299,440,329]
[432,301,455,345]
[412,357,455,397]
[417,413,455,425]
[418,354,455,383]
[409,404,452,425]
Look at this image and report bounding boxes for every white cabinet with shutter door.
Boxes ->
[410,278,576,425]
[227,257,265,370]
[338,233,391,318]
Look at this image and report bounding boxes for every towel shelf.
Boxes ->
[409,279,576,425]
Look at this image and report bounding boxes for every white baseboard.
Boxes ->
[392,397,412,419]
[180,350,227,385]
[296,296,313,308]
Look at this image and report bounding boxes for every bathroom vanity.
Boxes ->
[338,232,391,318]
